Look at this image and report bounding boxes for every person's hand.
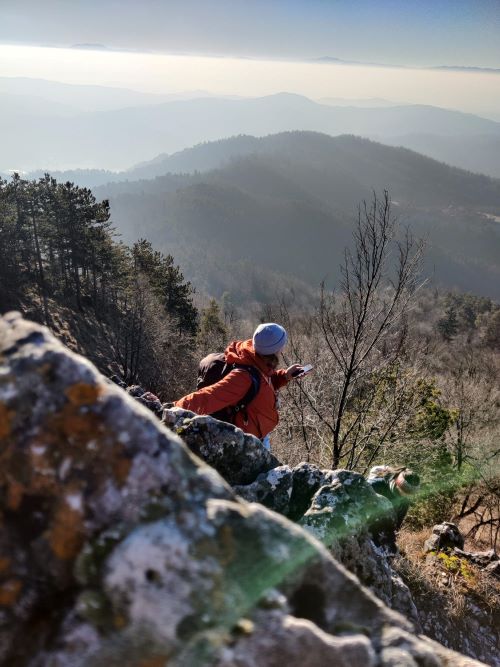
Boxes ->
[286,364,304,380]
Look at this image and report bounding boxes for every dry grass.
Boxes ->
[395,528,441,604]
[395,527,500,623]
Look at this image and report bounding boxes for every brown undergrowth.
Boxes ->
[395,527,500,624]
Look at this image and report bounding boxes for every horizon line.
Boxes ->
[1,41,499,75]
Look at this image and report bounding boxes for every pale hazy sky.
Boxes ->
[1,0,499,68]
[1,1,499,118]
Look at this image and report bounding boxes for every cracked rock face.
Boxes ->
[0,313,488,667]
[213,609,377,667]
[161,407,498,666]
[163,408,280,485]
[300,470,395,547]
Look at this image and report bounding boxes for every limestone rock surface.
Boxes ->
[163,407,279,485]
[0,313,488,667]
[163,407,500,665]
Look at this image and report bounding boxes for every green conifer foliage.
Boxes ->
[197,299,228,354]
[437,306,459,341]
[0,175,198,397]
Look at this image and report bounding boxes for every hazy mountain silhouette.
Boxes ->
[0,77,205,112]
[1,83,499,176]
[319,97,399,108]
[93,132,500,301]
[383,133,500,181]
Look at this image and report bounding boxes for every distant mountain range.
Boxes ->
[319,97,399,108]
[315,57,500,74]
[1,79,499,177]
[0,77,212,112]
[432,65,500,73]
[92,132,500,302]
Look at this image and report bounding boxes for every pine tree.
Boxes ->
[131,239,198,335]
[437,306,459,341]
[197,299,228,354]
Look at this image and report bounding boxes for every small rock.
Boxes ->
[423,523,464,553]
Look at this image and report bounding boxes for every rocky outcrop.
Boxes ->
[424,523,499,578]
[0,313,488,666]
[424,522,465,553]
[166,414,420,621]
[412,522,500,665]
[164,408,280,485]
[162,415,394,533]
[161,409,500,665]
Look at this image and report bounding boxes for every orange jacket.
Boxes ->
[175,339,289,438]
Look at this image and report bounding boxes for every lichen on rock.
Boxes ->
[0,313,489,666]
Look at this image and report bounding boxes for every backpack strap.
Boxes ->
[231,364,261,423]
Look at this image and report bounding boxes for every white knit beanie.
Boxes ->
[252,323,288,355]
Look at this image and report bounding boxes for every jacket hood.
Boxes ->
[225,339,273,376]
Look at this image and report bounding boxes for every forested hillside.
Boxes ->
[95,132,500,301]
[0,175,198,398]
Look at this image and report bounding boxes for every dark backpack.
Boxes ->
[197,352,261,424]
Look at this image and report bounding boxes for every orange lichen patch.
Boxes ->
[111,443,132,486]
[65,383,101,407]
[30,470,58,496]
[113,614,127,629]
[7,480,25,511]
[61,413,97,439]
[112,456,132,486]
[137,657,169,667]
[0,579,22,606]
[0,557,11,574]
[48,501,85,560]
[0,403,14,439]
[44,404,106,453]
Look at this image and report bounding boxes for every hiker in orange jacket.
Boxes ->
[175,323,305,442]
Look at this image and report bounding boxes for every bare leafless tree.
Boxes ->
[439,346,500,470]
[280,190,425,469]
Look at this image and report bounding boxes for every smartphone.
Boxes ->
[292,364,313,378]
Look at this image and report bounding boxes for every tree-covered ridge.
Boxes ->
[100,133,500,208]
[95,133,500,302]
[0,174,198,396]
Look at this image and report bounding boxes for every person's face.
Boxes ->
[261,353,280,370]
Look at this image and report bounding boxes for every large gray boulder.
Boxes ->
[233,462,337,521]
[234,465,295,515]
[0,313,487,666]
[300,470,395,547]
[163,408,280,484]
